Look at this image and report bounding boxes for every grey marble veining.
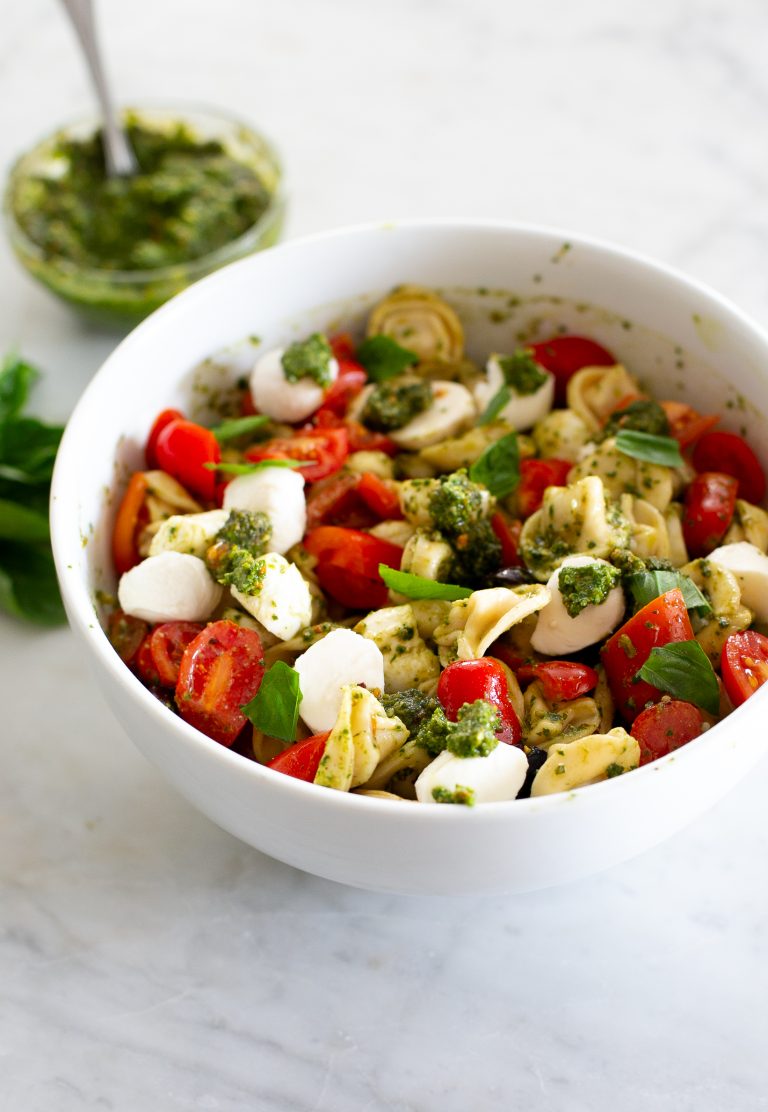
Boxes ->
[2,1,768,1108]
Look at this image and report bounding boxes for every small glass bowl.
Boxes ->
[3,105,285,328]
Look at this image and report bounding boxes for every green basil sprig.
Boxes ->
[636,640,720,715]
[627,569,711,617]
[615,429,684,468]
[379,564,472,601]
[357,336,418,382]
[211,415,270,443]
[242,661,302,744]
[468,432,520,499]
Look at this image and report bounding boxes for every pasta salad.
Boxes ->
[107,285,768,805]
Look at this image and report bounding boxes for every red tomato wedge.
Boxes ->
[112,471,149,576]
[516,458,572,518]
[107,610,148,666]
[437,658,521,746]
[659,401,719,450]
[692,431,766,504]
[721,630,768,707]
[304,526,403,610]
[267,732,331,781]
[246,427,349,483]
[529,336,616,404]
[517,661,599,703]
[175,620,265,746]
[601,589,694,720]
[682,471,738,557]
[147,621,205,688]
[135,635,161,687]
[631,699,705,765]
[491,512,523,567]
[154,418,220,502]
[305,471,402,530]
[356,472,402,519]
[145,408,184,469]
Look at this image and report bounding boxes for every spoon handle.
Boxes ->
[59,0,138,177]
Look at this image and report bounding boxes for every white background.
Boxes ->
[2,1,768,1109]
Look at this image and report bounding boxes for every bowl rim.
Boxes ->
[50,216,768,820]
[3,101,285,285]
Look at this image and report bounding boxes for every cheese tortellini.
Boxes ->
[434,585,550,666]
[522,681,602,750]
[531,728,640,796]
[570,437,675,512]
[355,604,440,691]
[315,686,409,792]
[566,364,640,432]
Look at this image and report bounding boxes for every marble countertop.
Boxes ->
[3,1,768,1108]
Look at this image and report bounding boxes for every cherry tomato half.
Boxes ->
[246,427,349,483]
[516,458,572,518]
[304,526,403,610]
[305,471,402,531]
[601,588,694,721]
[692,431,766,504]
[267,732,331,781]
[659,401,719,450]
[529,335,616,404]
[316,336,368,418]
[147,621,205,688]
[145,408,184,469]
[682,471,738,557]
[107,610,148,666]
[112,471,149,576]
[175,620,265,746]
[630,699,705,765]
[721,630,768,707]
[154,418,220,502]
[491,512,523,567]
[517,661,599,703]
[437,658,522,746]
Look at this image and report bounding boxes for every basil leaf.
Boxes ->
[0,353,38,422]
[203,459,309,474]
[0,499,50,542]
[469,432,520,498]
[615,429,684,468]
[0,541,65,625]
[0,418,64,484]
[636,640,720,715]
[357,336,418,382]
[241,660,302,743]
[211,415,270,442]
[477,385,511,427]
[627,569,711,617]
[379,564,472,601]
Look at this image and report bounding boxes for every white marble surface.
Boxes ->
[2,1,768,1108]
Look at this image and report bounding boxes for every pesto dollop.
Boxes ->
[497,350,548,395]
[415,699,500,759]
[13,120,272,271]
[558,562,621,617]
[363,377,433,431]
[206,509,272,594]
[428,469,502,583]
[281,334,334,388]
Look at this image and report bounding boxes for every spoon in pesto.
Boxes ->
[59,0,138,177]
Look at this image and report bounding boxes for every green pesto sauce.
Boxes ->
[281,334,334,388]
[13,120,272,271]
[432,785,476,806]
[558,562,621,617]
[498,350,548,395]
[428,470,502,583]
[206,510,271,594]
[415,700,500,759]
[603,399,670,438]
[363,378,433,431]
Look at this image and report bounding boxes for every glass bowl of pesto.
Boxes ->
[51,221,768,895]
[4,106,285,327]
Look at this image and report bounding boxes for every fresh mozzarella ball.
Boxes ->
[390,381,476,450]
[231,554,313,641]
[415,743,528,804]
[249,347,338,423]
[473,355,555,431]
[223,467,306,555]
[707,541,768,622]
[118,552,222,623]
[530,555,625,656]
[293,629,385,733]
[148,510,229,558]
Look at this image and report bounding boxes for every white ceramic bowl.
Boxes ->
[51,220,768,895]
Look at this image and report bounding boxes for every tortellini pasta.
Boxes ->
[522,680,602,750]
[358,736,432,799]
[620,495,678,562]
[570,437,675,512]
[532,408,592,463]
[519,475,631,581]
[723,499,768,552]
[367,285,464,362]
[400,531,454,582]
[681,558,752,663]
[355,604,441,691]
[530,728,640,796]
[566,364,640,432]
[434,584,550,666]
[315,686,409,791]
[419,421,532,472]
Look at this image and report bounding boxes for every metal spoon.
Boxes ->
[59,0,138,177]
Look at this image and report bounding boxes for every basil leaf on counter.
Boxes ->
[477,385,511,427]
[203,459,309,474]
[357,336,419,382]
[211,414,270,442]
[469,432,520,498]
[627,569,712,617]
[242,660,302,744]
[0,542,65,625]
[0,500,50,543]
[0,353,38,422]
[379,564,473,601]
[615,429,684,469]
[636,640,720,715]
